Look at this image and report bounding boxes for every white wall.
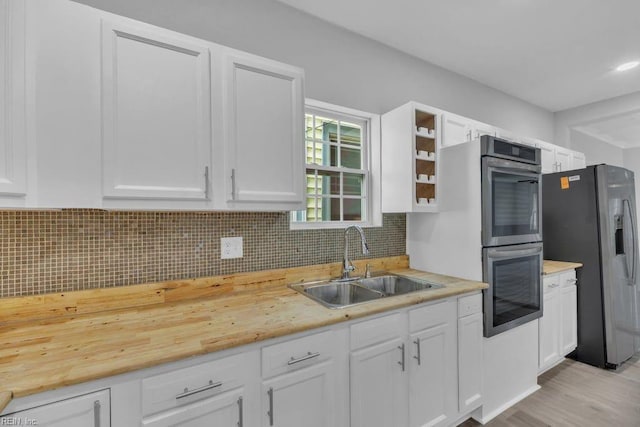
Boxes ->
[570,129,623,167]
[555,91,640,148]
[72,0,554,141]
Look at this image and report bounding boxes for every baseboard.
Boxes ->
[471,384,541,424]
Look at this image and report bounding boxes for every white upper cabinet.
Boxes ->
[0,0,28,203]
[554,146,571,172]
[101,18,211,203]
[470,120,497,141]
[442,114,497,147]
[220,51,304,211]
[442,113,472,147]
[569,151,586,170]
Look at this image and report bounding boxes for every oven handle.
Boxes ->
[486,246,542,259]
[485,156,541,175]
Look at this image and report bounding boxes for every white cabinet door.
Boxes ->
[0,0,27,199]
[143,389,243,427]
[222,51,304,209]
[495,128,521,144]
[442,113,471,147]
[471,121,497,141]
[409,323,454,427]
[350,337,408,427]
[554,147,571,172]
[262,362,334,427]
[458,312,483,413]
[101,19,211,201]
[539,287,561,372]
[570,151,586,170]
[1,389,110,427]
[561,284,578,355]
[538,141,557,174]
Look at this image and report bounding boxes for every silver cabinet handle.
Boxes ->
[287,351,320,365]
[237,396,243,427]
[267,387,274,426]
[204,166,209,198]
[398,344,405,372]
[566,278,577,285]
[548,283,560,288]
[176,380,222,399]
[413,338,421,365]
[231,168,236,200]
[93,400,101,427]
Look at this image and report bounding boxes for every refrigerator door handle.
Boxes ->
[623,198,637,285]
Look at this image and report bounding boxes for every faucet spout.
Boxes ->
[342,225,370,279]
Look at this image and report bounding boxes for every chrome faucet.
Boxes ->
[342,225,370,279]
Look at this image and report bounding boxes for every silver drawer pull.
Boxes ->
[566,278,578,284]
[267,387,274,426]
[413,338,421,365]
[176,380,222,399]
[93,400,101,427]
[287,351,320,365]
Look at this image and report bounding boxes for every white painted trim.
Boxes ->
[291,99,382,229]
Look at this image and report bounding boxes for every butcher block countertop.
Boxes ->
[0,255,487,413]
[543,260,583,275]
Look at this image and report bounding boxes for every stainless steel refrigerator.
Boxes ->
[543,164,639,368]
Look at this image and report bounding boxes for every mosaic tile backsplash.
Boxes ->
[0,211,406,297]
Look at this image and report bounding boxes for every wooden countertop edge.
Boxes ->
[543,260,583,275]
[0,391,12,414]
[4,267,486,399]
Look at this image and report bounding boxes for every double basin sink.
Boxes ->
[290,274,443,309]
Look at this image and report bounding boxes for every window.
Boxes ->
[291,100,381,229]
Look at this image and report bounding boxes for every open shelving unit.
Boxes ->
[414,109,437,210]
[381,102,441,213]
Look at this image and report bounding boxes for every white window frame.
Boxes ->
[291,99,382,230]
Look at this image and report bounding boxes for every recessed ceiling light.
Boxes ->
[616,61,639,72]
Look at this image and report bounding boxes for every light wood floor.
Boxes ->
[458,354,640,427]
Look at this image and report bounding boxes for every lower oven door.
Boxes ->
[483,242,543,337]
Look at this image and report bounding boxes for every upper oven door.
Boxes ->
[482,156,542,247]
[483,242,543,337]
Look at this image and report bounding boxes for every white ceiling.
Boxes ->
[275,0,640,113]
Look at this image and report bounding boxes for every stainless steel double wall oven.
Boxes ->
[481,136,543,337]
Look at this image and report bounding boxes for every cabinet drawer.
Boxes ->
[262,330,333,378]
[458,293,482,318]
[351,312,404,350]
[543,274,561,293]
[561,270,577,287]
[142,352,249,417]
[409,299,454,332]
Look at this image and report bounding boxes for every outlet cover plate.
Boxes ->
[221,237,243,259]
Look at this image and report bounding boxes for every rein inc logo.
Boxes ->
[0,417,38,425]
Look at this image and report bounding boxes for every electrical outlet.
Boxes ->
[221,237,243,259]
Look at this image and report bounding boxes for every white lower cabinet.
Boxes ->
[350,300,458,427]
[561,281,578,355]
[351,337,408,427]
[538,269,578,374]
[262,361,334,427]
[0,389,109,427]
[457,312,483,413]
[142,389,244,427]
[260,330,340,427]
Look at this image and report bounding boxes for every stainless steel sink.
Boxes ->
[356,275,442,296]
[300,282,384,309]
[289,273,443,309]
